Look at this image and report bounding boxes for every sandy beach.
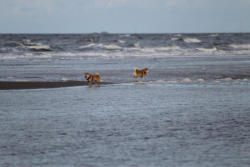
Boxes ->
[0,81,112,90]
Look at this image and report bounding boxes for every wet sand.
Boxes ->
[0,81,112,90]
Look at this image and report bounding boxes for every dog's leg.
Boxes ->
[142,74,145,82]
[97,80,101,87]
[88,81,93,88]
[134,76,137,82]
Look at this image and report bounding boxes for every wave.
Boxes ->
[0,53,52,60]
[118,40,126,44]
[23,40,52,51]
[153,45,181,51]
[197,79,205,83]
[184,38,201,43]
[79,43,98,49]
[127,42,140,48]
[28,44,51,52]
[103,44,122,50]
[196,47,217,52]
[4,42,24,47]
[180,78,192,83]
[230,44,250,49]
[170,37,179,41]
[167,81,178,84]
[5,39,52,52]
[79,43,122,50]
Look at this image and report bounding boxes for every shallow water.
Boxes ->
[1,55,250,83]
[1,82,250,167]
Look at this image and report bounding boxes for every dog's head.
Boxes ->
[84,72,90,80]
[144,68,149,73]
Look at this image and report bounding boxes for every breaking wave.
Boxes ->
[1,33,250,61]
[230,44,250,49]
[184,38,201,43]
[196,47,217,52]
[5,39,52,52]
[79,43,122,50]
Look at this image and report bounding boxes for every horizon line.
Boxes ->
[0,31,250,35]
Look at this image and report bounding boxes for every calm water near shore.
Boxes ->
[1,82,250,167]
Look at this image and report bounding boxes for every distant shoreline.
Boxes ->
[0,32,250,35]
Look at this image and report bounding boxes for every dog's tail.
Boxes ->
[95,73,102,82]
[133,67,138,77]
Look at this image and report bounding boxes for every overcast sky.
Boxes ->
[0,0,250,33]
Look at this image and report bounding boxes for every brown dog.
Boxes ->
[84,72,101,85]
[133,67,149,82]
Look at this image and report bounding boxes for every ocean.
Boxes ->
[0,33,250,167]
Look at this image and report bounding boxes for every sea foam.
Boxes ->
[180,78,192,83]
[230,44,250,49]
[196,47,217,52]
[184,38,201,43]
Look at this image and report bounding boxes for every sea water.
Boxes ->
[1,33,250,167]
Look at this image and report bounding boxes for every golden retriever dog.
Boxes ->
[84,72,101,85]
[133,67,149,82]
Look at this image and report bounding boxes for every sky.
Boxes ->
[0,0,250,33]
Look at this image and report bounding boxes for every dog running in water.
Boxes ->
[133,67,149,82]
[84,72,101,85]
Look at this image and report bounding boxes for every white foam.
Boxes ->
[0,53,53,60]
[28,44,51,51]
[210,34,218,37]
[180,78,192,83]
[224,77,232,81]
[103,44,122,50]
[118,40,126,44]
[79,43,122,50]
[153,45,181,51]
[197,79,205,83]
[23,39,36,46]
[167,81,178,84]
[134,42,140,48]
[242,78,248,81]
[230,50,250,55]
[184,38,201,43]
[79,43,97,49]
[61,77,69,81]
[196,47,217,52]
[21,40,51,51]
[149,80,166,83]
[230,44,250,49]
[171,37,179,41]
